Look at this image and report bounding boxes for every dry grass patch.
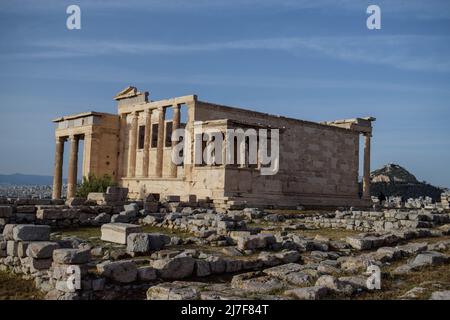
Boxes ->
[54,227,101,240]
[141,225,191,239]
[356,247,450,300]
[409,235,450,244]
[357,264,450,300]
[0,271,44,300]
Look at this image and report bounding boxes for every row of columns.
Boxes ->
[52,135,80,199]
[125,104,181,179]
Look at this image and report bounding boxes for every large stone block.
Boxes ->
[346,235,373,250]
[137,266,158,281]
[22,257,52,271]
[152,256,195,279]
[51,263,89,280]
[16,205,36,213]
[237,234,276,250]
[111,214,130,223]
[126,233,151,254]
[148,233,171,250]
[229,231,251,242]
[411,251,449,268]
[88,187,128,204]
[146,282,200,300]
[97,260,137,283]
[17,241,30,258]
[231,273,284,294]
[93,212,111,224]
[430,290,450,300]
[15,213,36,223]
[106,186,128,200]
[2,224,16,240]
[87,192,108,203]
[0,206,12,218]
[225,259,243,273]
[26,241,60,259]
[53,248,91,264]
[285,286,329,300]
[101,223,142,244]
[195,260,211,277]
[126,233,170,254]
[206,256,226,274]
[144,202,159,213]
[12,225,50,241]
[124,203,139,213]
[36,209,64,220]
[6,241,18,256]
[65,197,86,207]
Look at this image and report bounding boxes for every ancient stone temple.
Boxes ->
[51,86,375,208]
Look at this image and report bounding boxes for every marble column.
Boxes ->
[117,114,127,179]
[67,135,79,198]
[142,109,152,177]
[155,107,166,177]
[170,104,181,177]
[52,137,65,199]
[239,137,246,168]
[362,133,372,199]
[127,111,139,178]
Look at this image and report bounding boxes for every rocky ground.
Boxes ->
[1,200,450,300]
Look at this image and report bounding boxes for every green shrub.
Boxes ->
[75,174,117,198]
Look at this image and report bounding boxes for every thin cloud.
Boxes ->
[5,35,450,73]
[1,64,449,95]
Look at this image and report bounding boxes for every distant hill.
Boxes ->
[370,164,446,202]
[0,173,57,185]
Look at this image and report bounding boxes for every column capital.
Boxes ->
[144,108,152,116]
[69,134,80,141]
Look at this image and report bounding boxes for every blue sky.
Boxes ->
[0,0,449,187]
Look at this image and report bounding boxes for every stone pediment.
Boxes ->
[114,86,139,101]
[114,86,149,105]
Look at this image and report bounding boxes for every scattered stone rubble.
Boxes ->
[372,194,449,210]
[304,209,450,232]
[442,192,450,210]
[1,192,450,300]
